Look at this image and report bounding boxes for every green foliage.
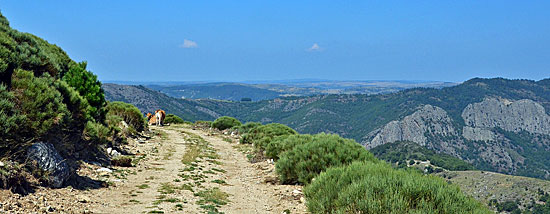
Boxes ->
[371,141,475,171]
[0,84,24,138]
[304,161,491,214]
[211,116,242,130]
[494,200,519,213]
[276,133,378,184]
[62,61,106,121]
[84,121,111,144]
[241,123,297,151]
[265,134,313,160]
[106,101,146,133]
[233,122,261,135]
[164,114,185,124]
[11,69,69,137]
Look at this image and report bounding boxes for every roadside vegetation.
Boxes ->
[218,115,492,213]
[211,116,241,131]
[0,11,147,192]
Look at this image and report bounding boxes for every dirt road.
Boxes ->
[83,125,307,213]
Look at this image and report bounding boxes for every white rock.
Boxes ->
[292,189,302,195]
[106,148,112,155]
[111,150,121,157]
[96,168,112,173]
[0,161,4,167]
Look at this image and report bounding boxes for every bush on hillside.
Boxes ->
[105,101,146,133]
[164,114,185,124]
[53,79,92,124]
[241,123,297,150]
[211,116,241,130]
[304,161,491,214]
[11,69,69,137]
[62,61,106,121]
[0,84,24,138]
[265,134,313,160]
[0,84,26,156]
[276,134,377,184]
[83,121,111,144]
[232,122,262,135]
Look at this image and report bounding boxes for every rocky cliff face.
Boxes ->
[462,98,550,135]
[362,98,550,179]
[363,105,457,149]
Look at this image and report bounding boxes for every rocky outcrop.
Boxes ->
[363,105,457,149]
[26,142,71,188]
[462,126,496,141]
[462,98,550,135]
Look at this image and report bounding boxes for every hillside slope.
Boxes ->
[104,78,550,180]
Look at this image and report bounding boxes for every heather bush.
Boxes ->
[0,84,24,138]
[276,133,377,184]
[304,161,491,214]
[265,134,313,160]
[83,121,111,144]
[105,101,146,133]
[11,69,69,137]
[164,114,185,124]
[241,123,297,150]
[233,122,262,135]
[211,116,241,130]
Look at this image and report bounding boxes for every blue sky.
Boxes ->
[1,1,549,82]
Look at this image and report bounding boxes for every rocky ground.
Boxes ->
[0,124,307,213]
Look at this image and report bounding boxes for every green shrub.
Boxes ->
[0,84,24,138]
[211,116,241,130]
[62,61,106,121]
[106,101,146,133]
[241,123,297,150]
[265,134,313,160]
[164,114,185,124]
[11,69,69,137]
[232,122,261,135]
[276,133,377,184]
[54,79,92,124]
[304,161,491,214]
[84,121,111,144]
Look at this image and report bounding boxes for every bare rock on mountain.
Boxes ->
[364,105,457,149]
[462,126,496,141]
[462,98,550,135]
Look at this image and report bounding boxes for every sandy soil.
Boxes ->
[1,125,307,214]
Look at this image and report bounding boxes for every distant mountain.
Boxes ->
[103,78,550,180]
[146,83,282,101]
[141,80,457,101]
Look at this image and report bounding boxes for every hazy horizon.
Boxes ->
[2,1,549,82]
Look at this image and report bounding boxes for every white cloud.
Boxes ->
[180,39,198,48]
[307,43,322,51]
